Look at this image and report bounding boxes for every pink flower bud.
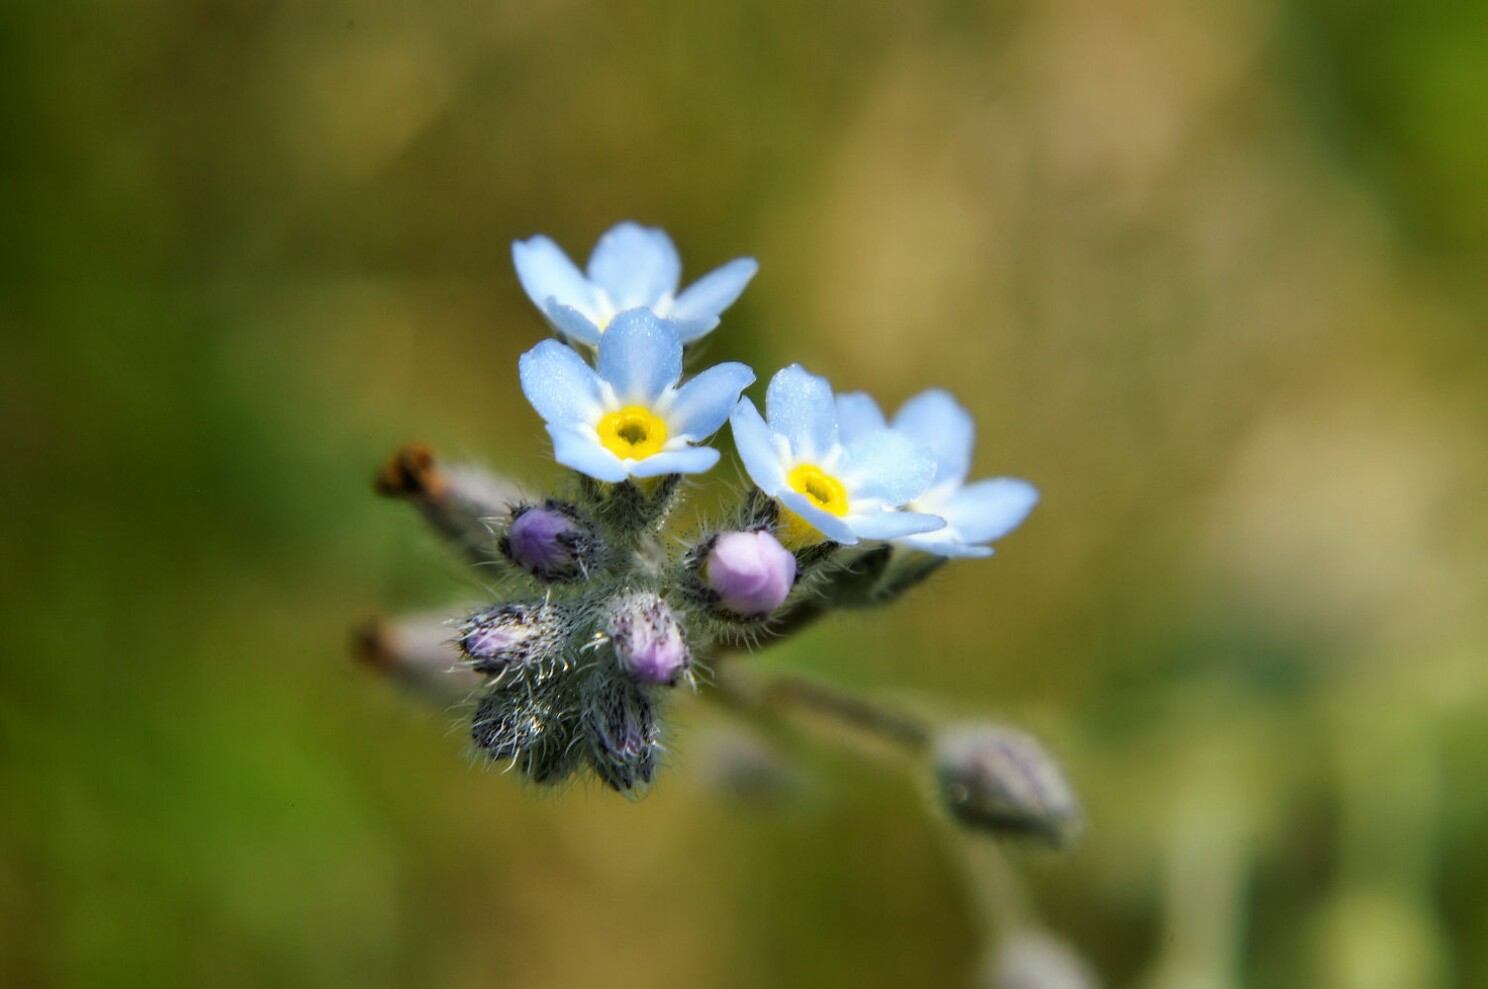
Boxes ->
[608,594,690,686]
[458,602,564,674]
[703,530,797,616]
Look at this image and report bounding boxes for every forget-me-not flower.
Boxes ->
[730,365,945,547]
[837,389,1038,557]
[513,222,758,347]
[520,309,754,482]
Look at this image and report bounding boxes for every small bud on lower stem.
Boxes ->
[934,725,1083,847]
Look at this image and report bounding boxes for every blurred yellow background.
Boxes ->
[3,1,1486,986]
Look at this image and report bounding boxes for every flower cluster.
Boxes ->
[379,221,1038,795]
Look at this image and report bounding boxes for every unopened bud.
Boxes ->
[934,725,1082,847]
[582,676,660,793]
[607,593,690,686]
[702,529,797,617]
[471,682,581,785]
[501,502,595,581]
[458,602,565,675]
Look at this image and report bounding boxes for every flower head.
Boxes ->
[730,365,944,547]
[513,221,758,346]
[520,310,754,482]
[838,389,1037,557]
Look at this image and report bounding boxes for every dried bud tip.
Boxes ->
[374,443,442,498]
[934,725,1083,848]
[703,530,797,617]
[351,617,395,670]
[502,502,594,581]
[608,594,690,686]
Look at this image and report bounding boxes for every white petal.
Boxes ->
[669,257,758,322]
[845,509,946,540]
[730,399,788,493]
[838,430,936,506]
[765,364,837,463]
[597,310,683,404]
[893,389,975,487]
[836,392,887,443]
[586,222,681,310]
[629,446,720,478]
[513,236,600,317]
[941,478,1038,544]
[547,303,603,347]
[519,340,604,425]
[547,424,628,482]
[777,491,858,545]
[668,362,756,440]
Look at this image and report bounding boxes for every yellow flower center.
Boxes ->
[597,405,668,460]
[787,464,849,515]
[778,464,850,547]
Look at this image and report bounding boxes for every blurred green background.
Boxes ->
[3,0,1486,986]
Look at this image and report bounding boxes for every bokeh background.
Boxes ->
[4,0,1487,986]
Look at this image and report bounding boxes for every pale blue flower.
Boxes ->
[513,222,758,347]
[520,309,754,482]
[730,365,944,547]
[837,389,1037,557]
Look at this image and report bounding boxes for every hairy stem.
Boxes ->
[352,613,480,708]
[375,443,520,569]
[707,660,933,755]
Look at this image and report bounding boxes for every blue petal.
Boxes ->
[597,309,683,404]
[847,509,946,540]
[765,364,837,462]
[667,362,756,440]
[519,340,604,425]
[777,491,859,545]
[586,222,681,310]
[940,478,1038,543]
[547,303,603,347]
[892,389,976,487]
[899,531,995,558]
[513,235,599,315]
[547,424,627,482]
[730,399,788,493]
[669,257,758,322]
[629,446,720,478]
[838,430,936,506]
[669,315,722,344]
[835,392,886,443]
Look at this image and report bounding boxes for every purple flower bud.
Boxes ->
[501,502,594,581]
[703,530,797,616]
[607,593,690,686]
[458,602,564,674]
[934,725,1083,847]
